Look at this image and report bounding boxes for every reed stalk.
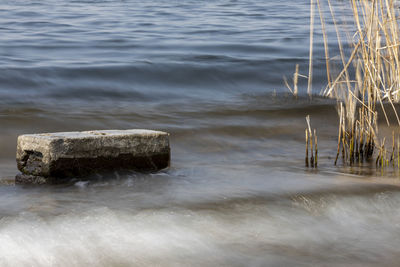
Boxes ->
[294,64,299,97]
[306,129,309,167]
[391,131,395,165]
[314,129,318,167]
[305,115,318,168]
[397,136,399,168]
[308,0,315,97]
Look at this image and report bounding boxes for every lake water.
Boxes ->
[1,0,400,266]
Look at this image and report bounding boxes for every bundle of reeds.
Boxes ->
[306,0,400,167]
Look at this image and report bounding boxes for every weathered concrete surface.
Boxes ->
[16,129,170,184]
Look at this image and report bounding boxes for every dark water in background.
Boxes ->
[1,0,400,266]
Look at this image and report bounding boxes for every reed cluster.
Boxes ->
[304,0,400,167]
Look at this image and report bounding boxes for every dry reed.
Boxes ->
[305,115,318,168]
[304,0,400,169]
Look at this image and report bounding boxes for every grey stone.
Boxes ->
[16,129,170,184]
[15,174,47,184]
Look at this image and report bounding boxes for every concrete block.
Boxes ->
[16,129,170,184]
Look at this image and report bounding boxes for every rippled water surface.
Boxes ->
[1,0,400,266]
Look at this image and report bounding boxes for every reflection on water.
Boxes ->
[0,0,400,265]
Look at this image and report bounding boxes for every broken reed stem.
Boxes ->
[350,126,354,165]
[359,109,364,162]
[382,138,386,167]
[294,64,299,97]
[391,131,395,164]
[334,107,342,165]
[306,129,309,167]
[284,64,301,97]
[310,128,314,167]
[376,145,381,167]
[356,126,359,161]
[305,115,318,169]
[314,129,318,167]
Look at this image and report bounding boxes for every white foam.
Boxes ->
[1,192,400,266]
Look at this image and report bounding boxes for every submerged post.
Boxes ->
[15,129,170,184]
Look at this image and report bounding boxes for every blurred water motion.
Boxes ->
[0,0,399,266]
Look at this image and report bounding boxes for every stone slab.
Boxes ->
[16,129,170,183]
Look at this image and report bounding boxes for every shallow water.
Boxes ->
[1,0,400,266]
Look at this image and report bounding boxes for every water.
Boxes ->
[1,0,400,266]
